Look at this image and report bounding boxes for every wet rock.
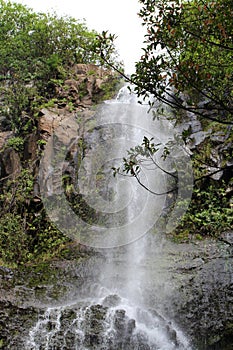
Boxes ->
[102,294,121,307]
[114,309,126,331]
[0,239,232,349]
[127,318,136,334]
[177,112,233,183]
[0,146,21,179]
[164,240,233,350]
[177,257,204,271]
[219,231,233,246]
[132,332,151,350]
[0,300,38,350]
[166,322,179,346]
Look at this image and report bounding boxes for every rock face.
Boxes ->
[0,131,22,182]
[0,301,37,350]
[160,236,233,350]
[0,237,232,349]
[0,146,21,180]
[179,113,233,184]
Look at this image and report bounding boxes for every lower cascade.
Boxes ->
[27,86,194,349]
[26,298,190,350]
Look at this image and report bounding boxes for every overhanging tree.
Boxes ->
[106,0,233,180]
[131,0,233,126]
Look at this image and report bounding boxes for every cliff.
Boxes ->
[0,63,120,266]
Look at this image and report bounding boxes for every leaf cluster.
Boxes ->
[132,0,233,125]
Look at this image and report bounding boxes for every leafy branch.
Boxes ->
[112,136,178,196]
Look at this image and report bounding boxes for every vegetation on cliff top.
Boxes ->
[0,0,121,134]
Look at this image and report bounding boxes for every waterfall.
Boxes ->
[28,85,194,349]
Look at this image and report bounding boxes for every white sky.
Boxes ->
[13,0,145,73]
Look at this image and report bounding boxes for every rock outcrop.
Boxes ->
[0,63,118,202]
[179,112,233,185]
[56,63,117,108]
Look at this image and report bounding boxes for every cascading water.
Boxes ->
[27,86,194,349]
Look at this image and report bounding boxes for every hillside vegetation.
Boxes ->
[0,0,120,266]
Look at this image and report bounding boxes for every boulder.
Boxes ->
[0,146,21,179]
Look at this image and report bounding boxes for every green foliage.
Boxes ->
[0,82,39,134]
[0,210,70,266]
[112,136,161,177]
[0,168,33,214]
[93,76,121,103]
[175,182,233,239]
[112,136,178,197]
[0,213,31,265]
[0,0,105,77]
[6,136,24,151]
[133,0,233,124]
[0,166,70,265]
[94,31,124,72]
[123,0,233,240]
[28,213,70,261]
